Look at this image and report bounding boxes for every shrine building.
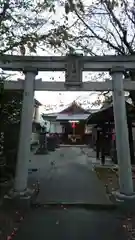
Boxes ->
[42,101,94,145]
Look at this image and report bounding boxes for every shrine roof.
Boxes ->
[42,102,98,121]
[42,113,58,120]
[59,101,90,114]
[87,101,135,124]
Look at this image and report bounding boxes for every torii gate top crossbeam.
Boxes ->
[1,54,135,71]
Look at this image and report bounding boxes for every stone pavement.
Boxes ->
[28,147,112,206]
[12,147,131,240]
[14,208,128,240]
[83,147,114,166]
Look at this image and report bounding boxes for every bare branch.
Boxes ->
[102,3,126,52]
[94,22,125,53]
[72,6,124,54]
[103,0,133,54]
[123,0,135,26]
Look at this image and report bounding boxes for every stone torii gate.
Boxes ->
[2,54,135,200]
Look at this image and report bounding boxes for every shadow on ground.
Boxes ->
[14,208,129,240]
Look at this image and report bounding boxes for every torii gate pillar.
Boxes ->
[111,68,134,199]
[14,70,37,193]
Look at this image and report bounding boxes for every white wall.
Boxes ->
[44,120,51,132]
[33,106,40,122]
[31,106,45,144]
[31,132,39,144]
[33,105,45,126]
[55,122,62,133]
[44,120,62,133]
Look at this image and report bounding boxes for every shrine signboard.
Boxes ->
[65,55,82,86]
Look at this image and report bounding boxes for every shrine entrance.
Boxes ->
[2,54,135,200]
[56,101,90,145]
[61,120,85,144]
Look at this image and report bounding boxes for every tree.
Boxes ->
[0,0,67,55]
[0,0,65,181]
[0,88,23,180]
[57,0,135,105]
[0,0,75,131]
[0,0,61,135]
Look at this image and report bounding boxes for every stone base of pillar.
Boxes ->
[4,188,34,199]
[3,188,35,209]
[112,190,135,212]
[35,147,48,155]
[112,190,135,201]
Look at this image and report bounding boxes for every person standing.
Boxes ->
[96,128,100,160]
[100,132,105,165]
[96,127,106,165]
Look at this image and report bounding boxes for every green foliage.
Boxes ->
[0,90,22,125]
[0,1,64,177]
[0,89,23,180]
[0,89,22,152]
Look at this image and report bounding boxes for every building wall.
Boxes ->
[44,120,62,133]
[56,122,63,133]
[44,120,51,132]
[33,105,40,122]
[31,105,45,144]
[31,132,39,143]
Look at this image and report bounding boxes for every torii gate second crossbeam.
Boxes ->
[2,54,135,201]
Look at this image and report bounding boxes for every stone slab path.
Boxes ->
[13,147,129,240]
[14,208,127,240]
[28,147,112,205]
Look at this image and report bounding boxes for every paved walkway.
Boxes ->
[13,147,129,240]
[14,208,127,240]
[28,147,112,205]
[84,148,114,166]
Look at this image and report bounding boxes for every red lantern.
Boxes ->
[72,122,76,128]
